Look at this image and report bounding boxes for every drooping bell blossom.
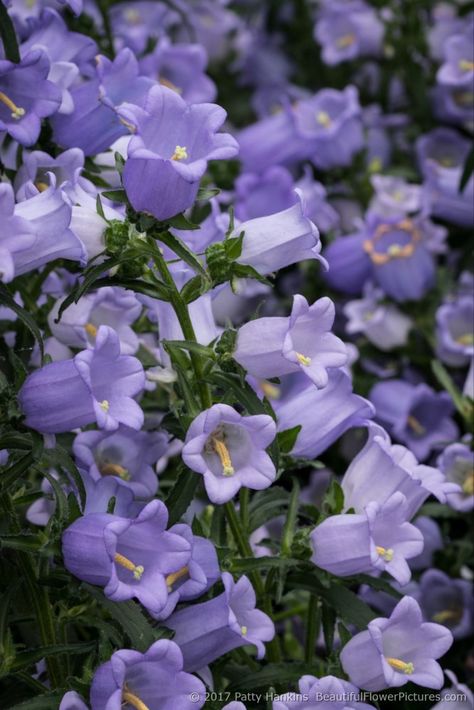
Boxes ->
[18,325,145,434]
[151,525,220,621]
[314,2,384,66]
[369,175,422,217]
[52,49,155,156]
[325,212,446,301]
[436,297,474,367]
[62,499,192,615]
[295,167,340,233]
[175,1,242,62]
[12,176,86,275]
[427,4,466,61]
[273,370,374,459]
[81,474,140,518]
[234,167,296,221]
[232,191,324,276]
[416,127,474,228]
[110,1,177,54]
[311,492,423,585]
[59,691,89,710]
[90,639,205,709]
[418,569,473,640]
[234,295,347,388]
[121,84,238,221]
[437,443,474,512]
[73,425,168,499]
[273,674,376,710]
[431,670,474,710]
[341,422,460,520]
[409,517,443,571]
[0,49,61,146]
[369,380,459,461]
[182,404,276,505]
[48,287,142,355]
[344,285,413,351]
[165,572,275,671]
[139,37,216,104]
[437,34,474,89]
[0,183,36,283]
[340,595,453,691]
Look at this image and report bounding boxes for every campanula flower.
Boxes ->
[234,295,347,388]
[418,569,473,640]
[437,443,474,512]
[73,425,168,499]
[369,175,422,217]
[59,691,88,710]
[344,285,413,351]
[311,492,423,585]
[340,595,453,691]
[90,639,205,709]
[0,183,36,283]
[165,572,275,670]
[121,84,238,221]
[409,517,443,571]
[234,167,296,221]
[431,670,474,710]
[273,674,376,710]
[62,499,191,615]
[182,404,276,504]
[435,297,474,367]
[19,326,145,433]
[437,34,474,89]
[369,380,459,461]
[314,2,384,66]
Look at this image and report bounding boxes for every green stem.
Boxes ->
[239,487,249,531]
[304,594,320,664]
[0,1,20,63]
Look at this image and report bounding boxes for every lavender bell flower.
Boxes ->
[340,595,453,691]
[410,516,443,571]
[234,295,347,387]
[0,49,61,146]
[311,492,423,585]
[73,426,168,499]
[59,691,89,710]
[344,285,413,351]
[273,674,376,710]
[18,325,145,433]
[437,443,474,512]
[48,287,142,355]
[165,572,275,671]
[273,370,374,459]
[0,183,36,283]
[431,670,474,710]
[182,404,276,504]
[369,380,459,461]
[437,34,474,89]
[435,297,474,367]
[369,175,422,217]
[14,147,90,202]
[90,639,206,709]
[418,569,473,640]
[341,422,460,520]
[62,499,191,615]
[233,191,324,276]
[314,2,384,66]
[295,167,340,233]
[121,84,238,221]
[234,166,296,221]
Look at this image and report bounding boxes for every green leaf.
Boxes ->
[196,186,220,201]
[321,602,336,652]
[91,276,171,302]
[10,641,97,672]
[459,145,474,193]
[162,339,215,359]
[227,662,319,691]
[281,480,300,557]
[228,556,300,574]
[0,284,44,362]
[0,1,20,63]
[0,581,21,653]
[323,479,345,515]
[0,533,45,553]
[277,426,301,455]
[232,263,272,287]
[157,231,207,276]
[95,194,106,220]
[0,452,35,492]
[166,213,200,230]
[5,692,66,709]
[351,573,403,599]
[225,233,244,261]
[101,189,128,203]
[431,359,472,420]
[165,467,199,526]
[248,487,290,533]
[40,468,69,522]
[180,275,211,304]
[44,446,86,510]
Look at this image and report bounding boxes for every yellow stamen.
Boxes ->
[159,76,182,94]
[211,436,234,476]
[459,60,474,72]
[376,545,394,562]
[166,566,189,592]
[241,625,248,636]
[99,400,110,412]
[171,145,188,161]
[432,609,461,623]
[386,657,414,674]
[35,181,49,192]
[336,33,356,48]
[122,690,150,710]
[463,471,474,495]
[114,553,144,580]
[407,415,425,435]
[0,91,25,120]
[316,111,331,127]
[296,352,312,367]
[260,381,281,400]
[368,157,383,173]
[99,462,130,481]
[84,322,98,338]
[456,333,474,346]
[387,244,403,256]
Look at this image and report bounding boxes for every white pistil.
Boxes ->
[376,545,394,562]
[114,552,144,580]
[316,111,331,127]
[386,657,414,675]
[171,145,188,161]
[99,400,110,412]
[0,91,25,120]
[211,436,235,477]
[241,625,248,636]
